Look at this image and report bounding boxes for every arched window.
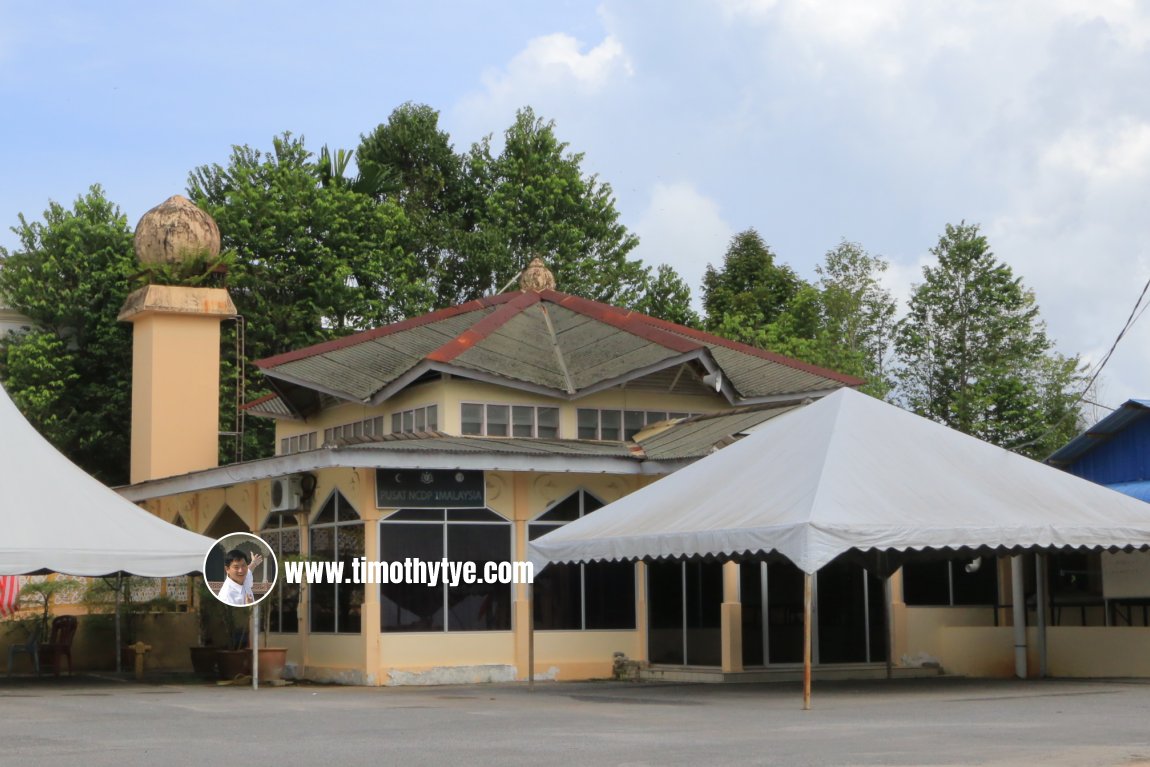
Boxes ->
[530,490,635,630]
[260,514,300,633]
[309,492,364,634]
[379,508,512,632]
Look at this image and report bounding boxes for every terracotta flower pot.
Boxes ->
[258,648,288,682]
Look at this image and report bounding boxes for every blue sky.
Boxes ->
[2,1,1147,414]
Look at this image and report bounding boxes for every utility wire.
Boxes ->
[1011,272,1150,454]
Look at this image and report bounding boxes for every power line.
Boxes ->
[1011,271,1150,453]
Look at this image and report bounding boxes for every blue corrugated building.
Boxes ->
[1047,399,1150,502]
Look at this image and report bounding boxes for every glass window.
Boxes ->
[600,411,621,441]
[380,522,444,631]
[538,407,559,439]
[261,515,300,633]
[513,406,535,437]
[309,492,364,634]
[381,508,512,633]
[486,405,509,437]
[577,409,598,440]
[902,558,998,606]
[461,404,483,435]
[426,405,438,431]
[531,490,635,630]
[624,411,645,440]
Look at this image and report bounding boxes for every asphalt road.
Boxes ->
[2,675,1149,766]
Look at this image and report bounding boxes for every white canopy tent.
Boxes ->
[529,388,1150,706]
[530,388,1150,571]
[0,384,213,577]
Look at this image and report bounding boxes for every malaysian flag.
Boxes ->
[0,576,20,618]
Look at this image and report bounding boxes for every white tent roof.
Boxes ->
[530,388,1150,574]
[0,385,214,576]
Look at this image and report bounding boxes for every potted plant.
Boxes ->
[253,551,303,683]
[189,580,223,678]
[213,597,253,681]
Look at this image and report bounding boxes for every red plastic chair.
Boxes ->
[39,616,78,676]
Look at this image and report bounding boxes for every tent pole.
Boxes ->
[114,573,122,674]
[252,601,259,691]
[803,572,812,710]
[1011,554,1027,679]
[528,582,535,692]
[1036,554,1048,678]
[884,575,893,680]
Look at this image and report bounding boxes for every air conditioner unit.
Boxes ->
[270,475,304,513]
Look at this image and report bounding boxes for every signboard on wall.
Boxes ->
[1102,551,1150,599]
[376,469,485,509]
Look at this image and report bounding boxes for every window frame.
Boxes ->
[529,489,636,631]
[379,507,514,633]
[308,491,364,635]
[460,402,560,438]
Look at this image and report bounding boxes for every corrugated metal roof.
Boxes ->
[1046,399,1150,467]
[242,393,297,419]
[636,405,800,460]
[254,288,862,406]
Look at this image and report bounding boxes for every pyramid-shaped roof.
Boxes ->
[254,290,862,416]
[530,388,1150,574]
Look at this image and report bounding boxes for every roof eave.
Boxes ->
[117,447,679,501]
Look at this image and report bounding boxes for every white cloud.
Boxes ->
[455,32,633,135]
[632,183,733,309]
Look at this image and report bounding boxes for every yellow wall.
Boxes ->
[1046,627,1150,677]
[535,631,643,679]
[275,376,729,449]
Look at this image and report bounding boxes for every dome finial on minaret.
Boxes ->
[519,257,556,292]
[134,195,221,266]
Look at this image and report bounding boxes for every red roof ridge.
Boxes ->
[426,291,543,363]
[630,310,865,386]
[255,293,519,369]
[535,289,862,387]
[544,290,702,355]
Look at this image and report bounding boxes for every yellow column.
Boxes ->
[512,475,532,680]
[294,509,310,678]
[118,285,236,484]
[350,469,381,685]
[721,560,744,673]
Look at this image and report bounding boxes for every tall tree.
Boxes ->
[701,229,804,333]
[815,241,897,397]
[356,103,467,305]
[463,107,646,305]
[0,186,137,484]
[188,133,429,459]
[894,222,1084,456]
[188,133,429,355]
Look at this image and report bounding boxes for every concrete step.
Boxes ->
[640,662,944,684]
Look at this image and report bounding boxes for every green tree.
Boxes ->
[635,264,699,326]
[188,133,429,459]
[702,229,804,333]
[356,103,466,305]
[814,241,897,397]
[462,107,646,305]
[0,186,137,484]
[893,222,1084,456]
